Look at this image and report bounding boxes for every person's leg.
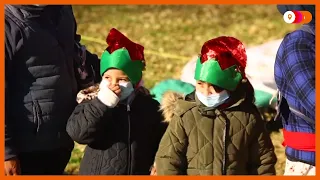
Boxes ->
[18,152,46,175]
[44,148,72,175]
[305,165,316,176]
[283,158,315,176]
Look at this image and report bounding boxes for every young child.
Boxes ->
[67,28,167,175]
[154,36,277,175]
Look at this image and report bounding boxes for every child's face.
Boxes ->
[102,68,130,85]
[195,80,224,96]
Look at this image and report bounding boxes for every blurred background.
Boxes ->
[66,5,300,175]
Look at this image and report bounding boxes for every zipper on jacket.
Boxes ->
[222,126,226,175]
[33,100,42,134]
[127,104,132,175]
[217,110,227,175]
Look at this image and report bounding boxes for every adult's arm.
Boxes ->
[5,14,23,160]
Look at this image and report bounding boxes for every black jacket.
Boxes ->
[66,91,167,175]
[5,5,100,160]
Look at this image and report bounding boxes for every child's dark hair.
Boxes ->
[230,79,255,104]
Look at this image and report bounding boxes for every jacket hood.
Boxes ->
[76,83,100,104]
[160,91,185,122]
[10,5,63,19]
[277,5,315,24]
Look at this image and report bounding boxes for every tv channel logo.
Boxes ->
[283,10,313,24]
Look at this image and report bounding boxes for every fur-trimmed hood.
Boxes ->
[76,83,100,104]
[160,91,197,123]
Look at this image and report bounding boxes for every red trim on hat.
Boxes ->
[106,28,145,64]
[200,36,247,78]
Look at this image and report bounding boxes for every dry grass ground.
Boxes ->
[65,5,297,175]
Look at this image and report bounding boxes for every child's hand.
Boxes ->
[108,84,121,96]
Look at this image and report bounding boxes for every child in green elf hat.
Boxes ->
[154,36,276,175]
[66,28,167,175]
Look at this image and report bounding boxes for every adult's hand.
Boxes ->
[150,164,157,176]
[4,157,21,176]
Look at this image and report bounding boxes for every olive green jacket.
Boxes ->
[155,92,277,175]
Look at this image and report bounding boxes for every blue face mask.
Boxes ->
[196,90,230,108]
[119,81,134,101]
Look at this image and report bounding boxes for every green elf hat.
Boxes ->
[100,28,146,85]
[195,36,247,91]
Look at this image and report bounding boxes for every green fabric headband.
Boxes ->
[194,57,242,91]
[100,48,144,85]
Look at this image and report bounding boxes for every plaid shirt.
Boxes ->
[274,24,315,165]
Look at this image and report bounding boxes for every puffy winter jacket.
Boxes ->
[67,86,168,175]
[5,5,100,160]
[155,92,277,175]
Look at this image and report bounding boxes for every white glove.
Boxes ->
[97,79,119,108]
